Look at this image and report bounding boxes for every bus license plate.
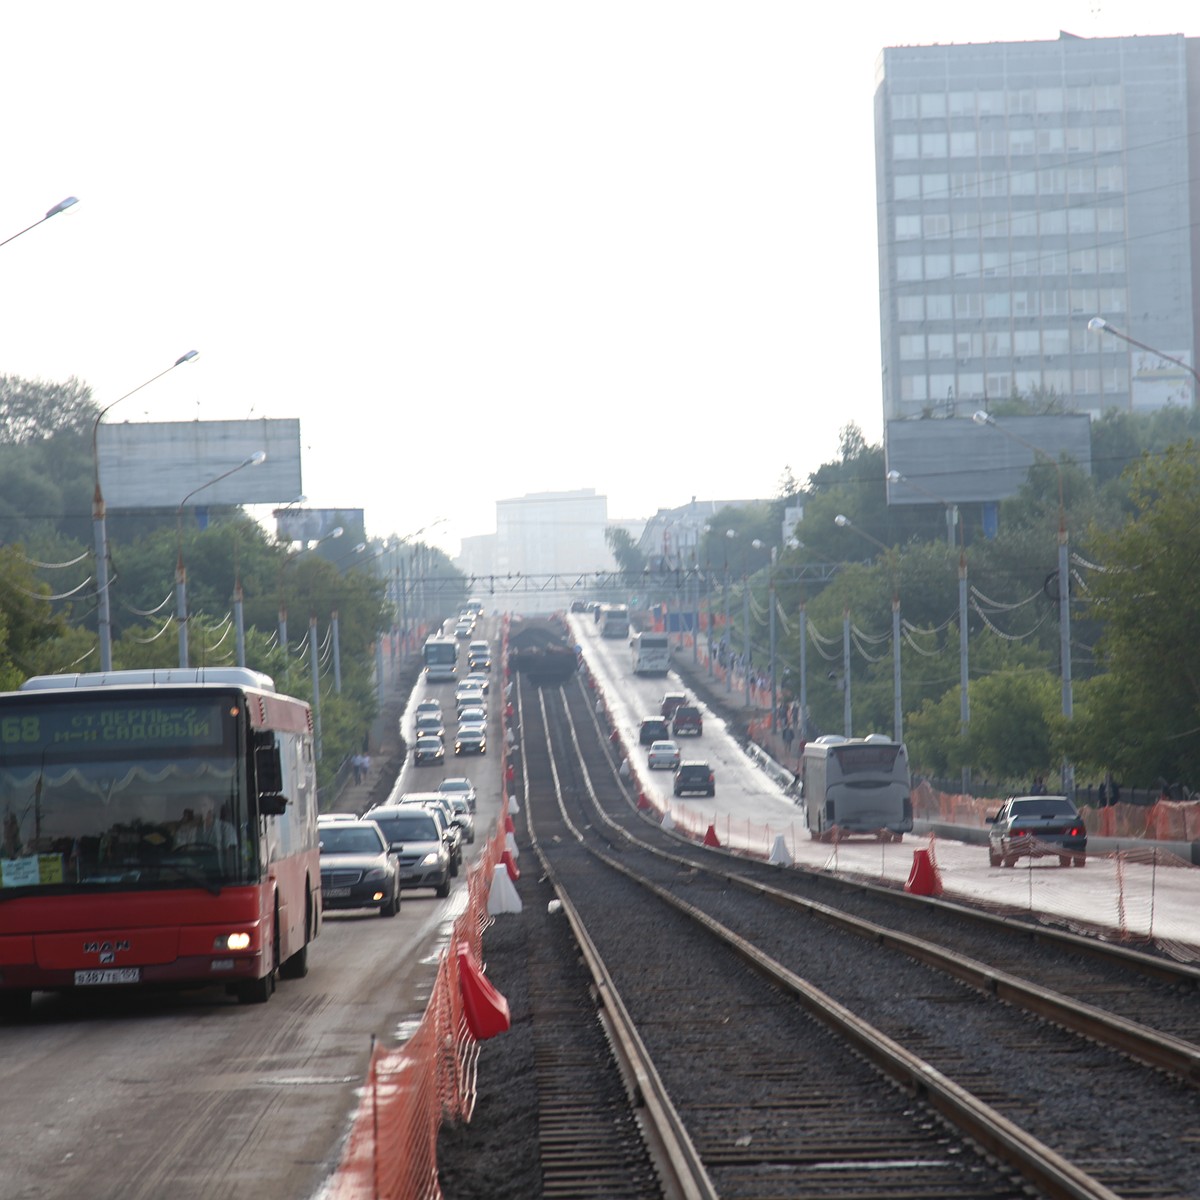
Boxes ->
[75,968,141,985]
[325,887,351,898]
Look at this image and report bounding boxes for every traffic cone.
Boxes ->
[904,848,943,896]
[703,824,721,847]
[505,812,515,833]
[501,849,520,880]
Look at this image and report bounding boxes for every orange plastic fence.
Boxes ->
[327,697,512,1198]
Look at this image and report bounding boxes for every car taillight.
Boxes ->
[1069,825,1085,836]
[1014,829,1030,836]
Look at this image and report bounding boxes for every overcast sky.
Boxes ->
[2,1,1195,556]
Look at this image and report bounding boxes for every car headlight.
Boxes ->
[363,867,388,882]
[420,851,441,866]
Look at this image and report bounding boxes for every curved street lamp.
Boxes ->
[887,470,970,788]
[92,350,200,672]
[972,411,1073,793]
[0,196,78,250]
[1088,316,1200,394]
[175,452,267,668]
[835,514,902,741]
[278,526,344,679]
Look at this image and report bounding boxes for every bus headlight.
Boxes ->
[214,932,252,951]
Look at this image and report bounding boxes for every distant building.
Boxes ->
[637,498,762,570]
[875,32,1197,422]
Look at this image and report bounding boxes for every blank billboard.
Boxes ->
[97,419,303,508]
[885,415,1092,506]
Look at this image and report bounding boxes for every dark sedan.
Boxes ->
[318,820,401,916]
[987,794,1087,867]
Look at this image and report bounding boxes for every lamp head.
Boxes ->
[834,514,849,528]
[972,410,993,426]
[751,538,764,550]
[46,196,78,218]
[1087,316,1107,332]
[725,528,736,539]
[175,350,199,366]
[246,451,267,466]
[330,527,344,539]
[886,469,903,483]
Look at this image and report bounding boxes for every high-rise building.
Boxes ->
[875,32,1199,423]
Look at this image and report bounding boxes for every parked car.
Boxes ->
[362,805,452,897]
[660,692,688,720]
[318,820,401,916]
[638,716,670,746]
[437,777,477,813]
[671,705,703,736]
[413,735,445,766]
[673,761,715,797]
[647,739,681,770]
[987,794,1087,867]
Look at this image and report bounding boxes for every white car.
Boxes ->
[437,777,477,813]
[458,705,488,727]
[647,739,681,770]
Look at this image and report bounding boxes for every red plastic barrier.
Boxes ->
[457,943,510,1040]
[703,824,721,847]
[501,849,520,881]
[637,791,652,811]
[504,811,515,833]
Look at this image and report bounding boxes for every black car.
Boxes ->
[987,794,1087,867]
[671,705,703,737]
[318,820,401,916]
[638,716,670,746]
[674,761,715,797]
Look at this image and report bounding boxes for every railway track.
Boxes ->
[512,670,1200,1199]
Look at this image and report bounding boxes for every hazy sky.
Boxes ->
[2,1,1195,556]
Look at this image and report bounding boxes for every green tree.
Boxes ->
[1081,441,1200,785]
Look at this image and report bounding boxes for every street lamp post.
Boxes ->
[92,351,199,672]
[835,514,902,741]
[0,197,78,250]
[723,530,736,694]
[888,470,970,789]
[1088,316,1200,396]
[973,411,1073,793]
[176,452,266,668]
[278,527,344,671]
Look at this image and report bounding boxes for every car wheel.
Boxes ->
[988,850,1001,867]
[436,878,451,898]
[707,787,715,797]
[1074,855,1087,867]
[1059,854,1070,867]
[380,889,399,918]
[1001,854,1014,868]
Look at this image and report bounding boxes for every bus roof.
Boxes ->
[19,667,277,692]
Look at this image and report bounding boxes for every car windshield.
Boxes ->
[439,781,471,794]
[1011,798,1076,817]
[320,827,384,854]
[370,813,440,843]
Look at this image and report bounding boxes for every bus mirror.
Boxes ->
[254,733,283,794]
[259,793,290,817]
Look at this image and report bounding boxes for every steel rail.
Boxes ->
[547,678,1126,1200]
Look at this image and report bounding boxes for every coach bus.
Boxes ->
[598,604,630,638]
[799,733,912,842]
[631,631,671,675]
[0,667,319,1017]
[422,634,459,683]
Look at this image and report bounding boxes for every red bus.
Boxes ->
[0,667,320,1016]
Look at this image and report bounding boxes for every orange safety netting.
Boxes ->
[326,639,514,1200]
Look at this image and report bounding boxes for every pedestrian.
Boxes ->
[1029,774,1047,795]
[351,753,363,785]
[361,752,371,780]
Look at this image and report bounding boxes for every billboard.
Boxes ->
[885,415,1091,507]
[97,419,302,508]
[274,508,366,545]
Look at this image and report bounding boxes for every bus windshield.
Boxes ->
[424,640,457,664]
[0,694,254,892]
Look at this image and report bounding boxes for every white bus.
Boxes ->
[422,635,458,683]
[631,631,671,675]
[800,734,912,842]
[598,605,630,638]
